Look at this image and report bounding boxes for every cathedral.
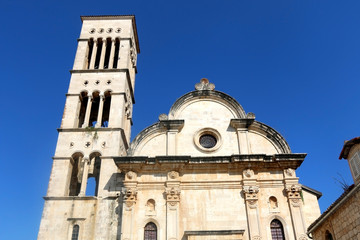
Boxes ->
[38,15,322,240]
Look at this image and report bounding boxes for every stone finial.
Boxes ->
[158,113,168,121]
[246,112,256,119]
[195,78,215,91]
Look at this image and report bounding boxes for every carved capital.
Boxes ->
[243,186,259,202]
[285,184,302,207]
[285,184,302,197]
[122,187,137,208]
[165,186,181,204]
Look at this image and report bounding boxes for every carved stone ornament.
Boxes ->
[125,89,132,119]
[122,187,138,208]
[285,168,295,177]
[285,184,302,200]
[243,186,259,201]
[158,113,168,121]
[248,200,258,209]
[252,236,262,240]
[243,169,254,178]
[165,187,181,203]
[125,171,137,181]
[290,199,301,207]
[168,171,179,180]
[130,47,137,67]
[247,112,256,119]
[195,78,215,91]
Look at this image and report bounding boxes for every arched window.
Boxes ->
[71,224,79,240]
[89,91,100,127]
[85,152,101,196]
[270,219,285,240]
[144,222,157,240]
[69,153,83,196]
[104,38,112,69]
[86,39,94,69]
[78,92,88,128]
[101,91,111,127]
[113,38,120,69]
[325,230,333,240]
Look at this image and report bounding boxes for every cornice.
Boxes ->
[80,15,140,53]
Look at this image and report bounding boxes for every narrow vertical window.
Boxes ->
[270,219,285,240]
[101,91,111,127]
[89,92,100,127]
[69,153,82,196]
[71,225,79,240]
[144,222,157,240]
[94,39,102,69]
[86,39,94,69]
[113,38,120,69]
[104,38,112,69]
[78,92,88,128]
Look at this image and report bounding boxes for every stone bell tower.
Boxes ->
[38,15,140,240]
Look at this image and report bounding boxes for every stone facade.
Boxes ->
[308,138,360,240]
[308,185,360,240]
[38,16,321,240]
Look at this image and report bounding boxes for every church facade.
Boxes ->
[38,15,321,240]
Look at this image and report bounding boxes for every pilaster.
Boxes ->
[242,169,261,240]
[165,171,181,240]
[284,169,308,240]
[121,171,138,240]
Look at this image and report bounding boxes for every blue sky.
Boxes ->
[1,1,360,239]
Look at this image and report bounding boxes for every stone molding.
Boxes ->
[114,154,305,170]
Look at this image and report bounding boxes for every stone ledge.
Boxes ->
[114,154,305,170]
[184,230,245,236]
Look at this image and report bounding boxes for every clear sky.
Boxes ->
[1,0,360,239]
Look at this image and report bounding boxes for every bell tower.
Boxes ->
[38,15,140,240]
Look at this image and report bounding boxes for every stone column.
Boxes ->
[79,156,90,196]
[242,169,261,240]
[108,39,116,69]
[165,171,181,240]
[82,94,93,128]
[89,39,98,69]
[95,93,105,128]
[99,38,107,69]
[121,171,138,240]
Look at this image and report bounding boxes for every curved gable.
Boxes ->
[129,80,291,157]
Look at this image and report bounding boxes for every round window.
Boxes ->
[194,128,222,152]
[199,134,217,148]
